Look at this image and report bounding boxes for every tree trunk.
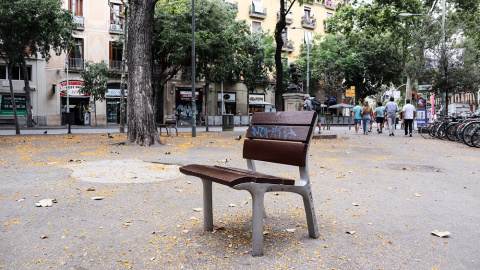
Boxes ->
[274,1,287,112]
[119,2,128,133]
[7,63,20,134]
[405,73,415,103]
[127,0,158,146]
[94,100,97,127]
[21,64,33,127]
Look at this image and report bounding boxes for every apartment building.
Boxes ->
[1,0,336,126]
[42,0,128,126]
[209,0,336,117]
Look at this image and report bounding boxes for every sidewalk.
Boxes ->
[0,123,355,136]
[1,122,477,269]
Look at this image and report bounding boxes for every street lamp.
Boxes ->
[399,0,446,116]
[290,26,310,95]
[191,0,196,137]
[65,46,72,134]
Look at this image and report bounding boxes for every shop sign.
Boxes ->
[217,92,236,103]
[417,109,427,126]
[249,94,265,103]
[0,95,27,115]
[106,89,128,97]
[179,90,200,101]
[60,80,89,97]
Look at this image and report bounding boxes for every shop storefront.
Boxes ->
[217,92,236,115]
[105,83,127,124]
[0,94,26,116]
[176,87,203,125]
[60,80,89,125]
[248,94,272,114]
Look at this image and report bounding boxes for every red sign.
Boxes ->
[60,80,89,97]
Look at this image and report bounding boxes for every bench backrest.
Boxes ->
[244,111,317,167]
[165,117,177,125]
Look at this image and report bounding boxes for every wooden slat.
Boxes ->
[243,140,308,167]
[250,111,317,126]
[179,164,295,186]
[246,125,312,142]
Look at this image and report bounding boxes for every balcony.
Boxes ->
[277,11,293,24]
[109,21,124,34]
[68,58,85,70]
[249,5,267,19]
[325,0,335,10]
[73,15,85,30]
[109,60,122,71]
[282,39,294,52]
[301,16,317,29]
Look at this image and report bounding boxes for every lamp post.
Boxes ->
[191,0,196,137]
[65,47,72,134]
[399,0,446,116]
[290,26,310,95]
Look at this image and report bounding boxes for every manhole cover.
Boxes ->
[64,159,182,183]
[388,164,441,172]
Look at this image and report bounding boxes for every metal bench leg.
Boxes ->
[202,179,213,231]
[301,185,319,239]
[250,188,267,256]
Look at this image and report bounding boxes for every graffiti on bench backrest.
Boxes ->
[251,125,297,140]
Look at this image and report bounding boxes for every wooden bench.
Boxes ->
[156,116,178,136]
[179,111,319,256]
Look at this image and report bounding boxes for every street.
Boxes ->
[0,126,478,269]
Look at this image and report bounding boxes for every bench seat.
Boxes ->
[179,111,319,256]
[180,165,295,187]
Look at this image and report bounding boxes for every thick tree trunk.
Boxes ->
[127,0,158,146]
[21,64,33,127]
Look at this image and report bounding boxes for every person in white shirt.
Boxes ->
[402,99,416,137]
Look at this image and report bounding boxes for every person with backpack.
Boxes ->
[301,94,322,134]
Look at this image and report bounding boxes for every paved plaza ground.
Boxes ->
[0,125,479,269]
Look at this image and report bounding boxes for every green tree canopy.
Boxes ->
[0,0,75,130]
[80,61,114,126]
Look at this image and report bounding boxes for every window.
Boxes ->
[304,6,311,18]
[252,21,262,34]
[69,38,84,69]
[252,0,263,13]
[325,12,334,32]
[110,3,123,27]
[0,65,32,81]
[0,65,6,80]
[109,41,123,70]
[304,30,313,45]
[69,0,83,16]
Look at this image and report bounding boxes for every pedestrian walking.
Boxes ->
[384,97,399,136]
[301,94,322,134]
[351,101,363,135]
[374,101,385,133]
[361,101,373,135]
[402,99,416,137]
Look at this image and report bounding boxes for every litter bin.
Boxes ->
[65,112,75,125]
[222,114,234,131]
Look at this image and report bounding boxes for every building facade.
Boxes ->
[210,0,337,117]
[1,0,336,126]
